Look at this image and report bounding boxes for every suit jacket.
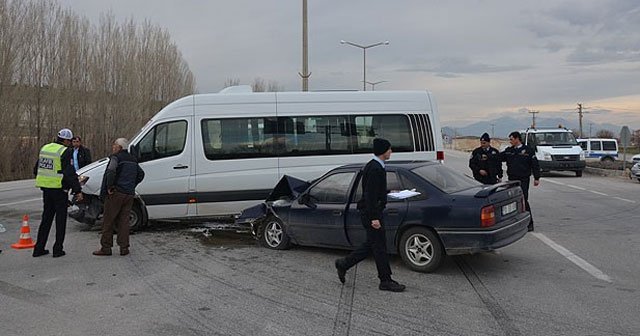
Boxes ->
[358,159,387,221]
[74,146,92,169]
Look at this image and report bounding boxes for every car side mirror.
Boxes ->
[298,193,317,209]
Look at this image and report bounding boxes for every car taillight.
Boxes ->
[481,205,495,227]
[437,151,445,161]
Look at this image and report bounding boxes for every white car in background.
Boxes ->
[631,154,640,164]
[631,162,640,183]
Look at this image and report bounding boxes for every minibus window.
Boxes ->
[201,117,277,160]
[354,115,412,153]
[591,141,601,150]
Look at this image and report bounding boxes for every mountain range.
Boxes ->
[442,115,625,139]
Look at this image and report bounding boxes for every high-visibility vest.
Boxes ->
[35,143,67,189]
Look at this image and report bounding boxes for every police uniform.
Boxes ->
[500,143,540,231]
[33,129,81,257]
[469,133,503,184]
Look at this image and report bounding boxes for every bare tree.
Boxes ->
[252,77,284,92]
[595,130,614,138]
[224,78,241,88]
[0,0,196,181]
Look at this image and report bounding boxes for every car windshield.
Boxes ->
[411,164,481,194]
[530,132,578,146]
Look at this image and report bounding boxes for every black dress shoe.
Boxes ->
[52,251,66,258]
[379,280,406,292]
[33,249,50,257]
[335,259,347,284]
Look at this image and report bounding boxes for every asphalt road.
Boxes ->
[0,151,638,336]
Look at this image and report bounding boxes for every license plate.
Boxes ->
[502,201,517,216]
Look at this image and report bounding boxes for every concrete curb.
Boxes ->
[584,166,628,178]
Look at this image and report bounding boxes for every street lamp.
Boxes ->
[340,40,389,91]
[363,80,388,91]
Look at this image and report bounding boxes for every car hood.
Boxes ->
[236,175,310,224]
[76,157,109,195]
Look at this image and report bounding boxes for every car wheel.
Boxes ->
[601,156,614,163]
[260,216,291,250]
[575,170,583,177]
[399,227,444,273]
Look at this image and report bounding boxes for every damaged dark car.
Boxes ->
[238,161,531,272]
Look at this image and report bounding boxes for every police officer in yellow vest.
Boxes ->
[33,128,83,257]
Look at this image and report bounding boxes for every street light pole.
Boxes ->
[340,40,389,91]
[363,80,388,91]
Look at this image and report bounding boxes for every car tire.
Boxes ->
[601,156,614,163]
[575,170,583,177]
[398,227,444,273]
[260,215,291,250]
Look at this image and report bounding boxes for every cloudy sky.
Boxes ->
[57,0,640,129]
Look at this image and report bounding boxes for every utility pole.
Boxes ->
[490,123,495,138]
[528,109,539,128]
[577,103,585,138]
[589,122,593,138]
[298,0,311,91]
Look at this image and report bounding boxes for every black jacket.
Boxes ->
[469,146,503,184]
[100,150,145,196]
[33,141,82,193]
[500,145,541,180]
[357,159,387,221]
[73,146,92,169]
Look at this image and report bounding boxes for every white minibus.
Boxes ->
[71,86,444,229]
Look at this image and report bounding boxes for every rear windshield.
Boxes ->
[411,164,481,193]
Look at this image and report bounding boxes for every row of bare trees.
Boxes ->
[0,0,196,181]
[224,78,284,92]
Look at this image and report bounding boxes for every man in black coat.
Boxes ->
[71,136,92,171]
[500,131,540,231]
[469,132,503,184]
[334,138,406,292]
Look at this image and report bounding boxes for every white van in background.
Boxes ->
[71,86,444,229]
[522,127,586,177]
[577,138,619,162]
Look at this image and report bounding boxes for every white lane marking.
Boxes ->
[613,197,636,204]
[544,179,565,186]
[567,184,586,191]
[532,233,612,283]
[590,190,608,196]
[0,198,41,207]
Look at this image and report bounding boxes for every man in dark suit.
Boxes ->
[334,138,406,292]
[469,132,502,184]
[500,131,540,231]
[71,136,92,170]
